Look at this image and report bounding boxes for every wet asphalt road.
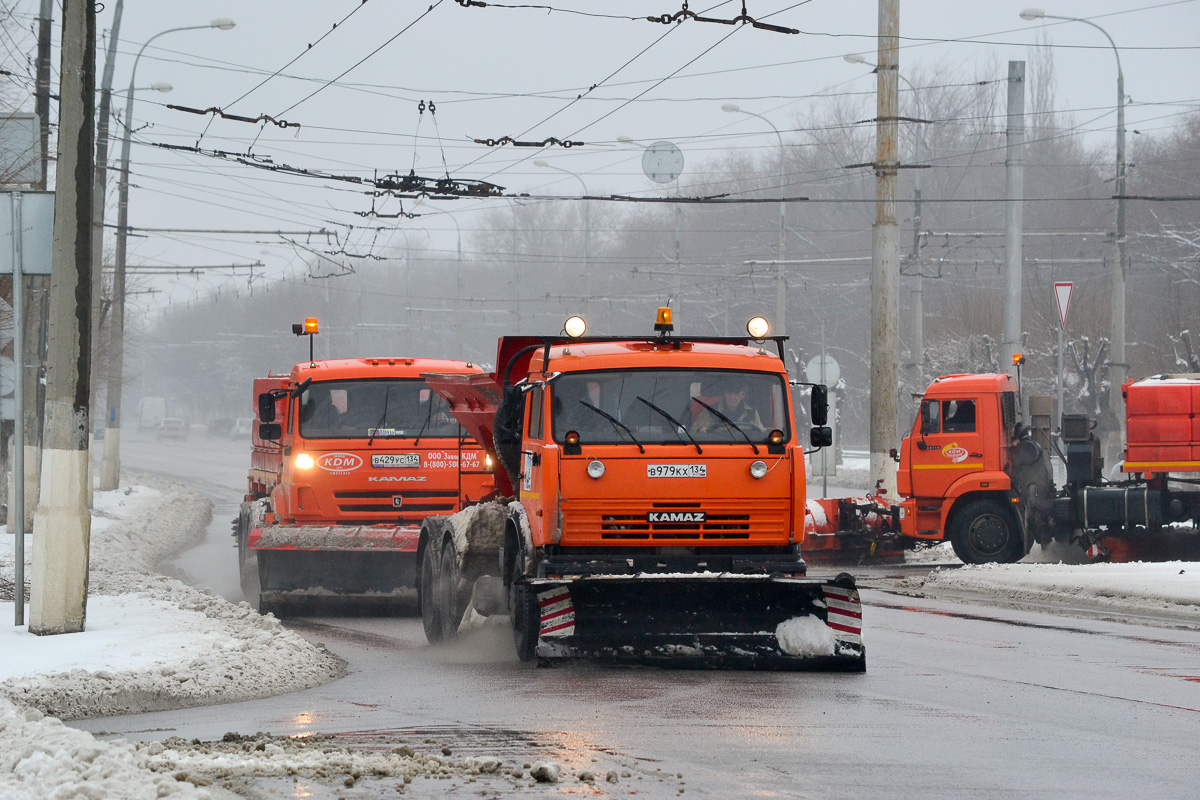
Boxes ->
[76,430,1200,799]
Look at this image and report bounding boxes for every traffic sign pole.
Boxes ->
[1054,282,1074,433]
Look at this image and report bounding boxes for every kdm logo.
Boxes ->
[316,452,363,473]
[941,442,969,464]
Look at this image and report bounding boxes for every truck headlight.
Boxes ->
[587,460,606,479]
[749,460,768,479]
[294,453,315,470]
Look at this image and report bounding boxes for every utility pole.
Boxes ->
[1003,61,1025,373]
[29,0,96,636]
[94,0,123,492]
[15,0,55,534]
[1111,56,1128,464]
[869,0,899,497]
[34,0,52,191]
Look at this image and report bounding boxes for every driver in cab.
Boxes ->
[693,376,764,433]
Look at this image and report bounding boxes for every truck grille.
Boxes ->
[563,499,788,545]
[331,490,459,524]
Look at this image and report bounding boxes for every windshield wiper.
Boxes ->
[578,400,645,453]
[637,396,702,454]
[691,396,759,454]
[367,386,392,447]
[412,399,434,447]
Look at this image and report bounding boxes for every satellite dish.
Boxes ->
[641,141,684,184]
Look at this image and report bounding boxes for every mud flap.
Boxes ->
[529,575,865,671]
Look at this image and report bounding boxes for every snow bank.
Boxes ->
[897,561,1200,620]
[1,473,343,719]
[0,696,230,800]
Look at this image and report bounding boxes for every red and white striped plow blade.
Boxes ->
[537,586,576,638]
[821,584,862,645]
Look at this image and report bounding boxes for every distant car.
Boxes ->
[156,417,189,441]
[208,417,235,437]
[232,417,255,438]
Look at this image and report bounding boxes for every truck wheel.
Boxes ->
[438,540,464,640]
[510,580,539,663]
[419,541,445,643]
[950,499,1022,564]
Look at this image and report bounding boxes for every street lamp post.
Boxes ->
[721,104,787,338]
[534,160,591,319]
[845,53,926,392]
[1021,8,1126,449]
[99,18,235,491]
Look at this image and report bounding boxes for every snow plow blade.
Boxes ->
[527,574,865,671]
[251,525,420,614]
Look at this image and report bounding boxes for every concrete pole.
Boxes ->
[94,0,124,493]
[14,0,55,534]
[12,193,24,625]
[34,0,52,191]
[29,0,95,636]
[1003,61,1026,373]
[511,202,521,332]
[1110,66,1128,459]
[450,215,463,357]
[674,185,682,327]
[869,0,899,496]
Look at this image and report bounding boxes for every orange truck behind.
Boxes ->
[805,372,1200,564]
[234,356,495,614]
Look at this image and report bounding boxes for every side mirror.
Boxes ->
[810,385,829,426]
[258,422,282,441]
[257,392,276,423]
[809,426,832,448]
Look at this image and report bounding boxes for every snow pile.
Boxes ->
[447,500,507,563]
[0,696,224,800]
[900,561,1200,620]
[774,616,836,656]
[129,734,587,792]
[0,473,343,719]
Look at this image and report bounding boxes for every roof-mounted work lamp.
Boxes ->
[293,317,319,365]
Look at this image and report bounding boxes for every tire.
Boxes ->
[508,543,539,662]
[950,499,1022,564]
[419,540,444,643]
[438,540,464,640]
[510,579,539,663]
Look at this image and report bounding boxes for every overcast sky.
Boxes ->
[21,0,1200,316]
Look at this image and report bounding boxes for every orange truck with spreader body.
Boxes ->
[235,353,495,614]
[803,371,1200,563]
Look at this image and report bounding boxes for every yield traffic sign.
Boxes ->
[1054,282,1073,330]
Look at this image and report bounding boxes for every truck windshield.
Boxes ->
[298,379,458,440]
[551,369,789,445]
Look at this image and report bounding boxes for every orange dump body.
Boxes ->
[1123,376,1200,473]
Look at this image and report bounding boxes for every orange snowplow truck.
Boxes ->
[415,311,866,671]
[805,371,1200,564]
[234,333,494,614]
